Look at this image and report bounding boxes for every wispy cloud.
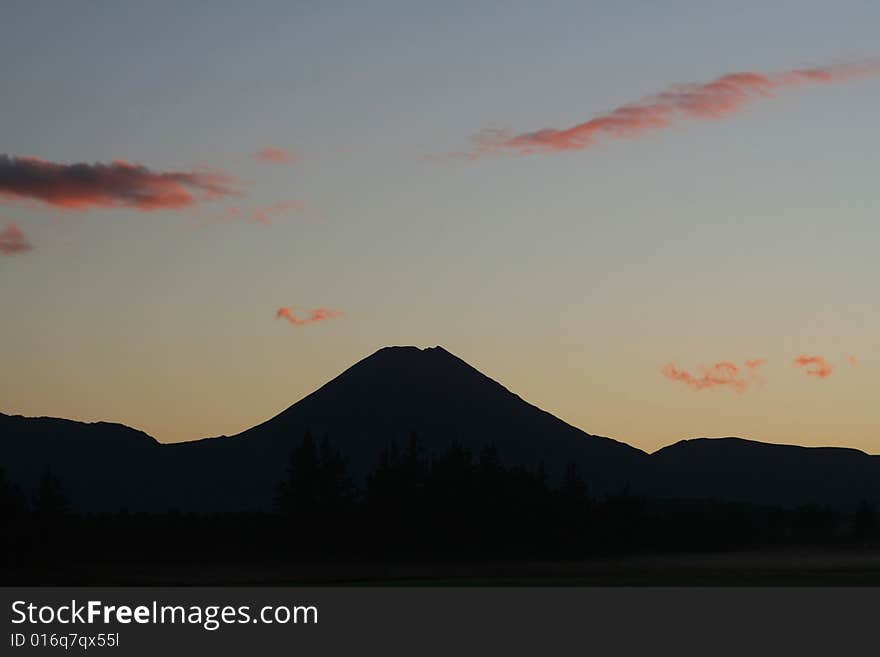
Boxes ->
[215,200,307,225]
[0,222,32,255]
[467,60,879,157]
[276,307,344,327]
[794,355,834,379]
[661,359,765,393]
[0,154,241,211]
[256,147,296,165]
[252,200,307,224]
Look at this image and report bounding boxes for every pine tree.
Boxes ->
[276,432,319,516]
[34,468,67,521]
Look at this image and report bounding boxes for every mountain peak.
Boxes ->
[370,344,456,359]
[342,345,479,383]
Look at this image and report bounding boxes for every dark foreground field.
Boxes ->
[6,435,880,586]
[9,550,880,586]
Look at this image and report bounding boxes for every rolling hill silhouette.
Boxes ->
[0,413,159,511]
[2,345,879,512]
[649,437,880,507]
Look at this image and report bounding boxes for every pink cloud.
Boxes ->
[252,200,307,224]
[0,154,241,211]
[256,147,296,165]
[276,307,344,327]
[0,222,32,255]
[212,201,307,225]
[793,355,834,379]
[849,355,858,367]
[661,358,765,393]
[468,60,879,157]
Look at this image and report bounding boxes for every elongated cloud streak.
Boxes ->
[276,307,344,327]
[0,154,241,211]
[661,359,765,392]
[469,61,879,157]
[252,201,306,224]
[256,147,295,165]
[794,355,833,379]
[0,222,32,255]
[217,201,307,225]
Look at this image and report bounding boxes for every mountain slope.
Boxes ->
[0,412,160,511]
[165,346,647,510]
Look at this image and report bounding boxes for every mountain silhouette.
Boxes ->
[2,345,879,512]
[163,346,646,510]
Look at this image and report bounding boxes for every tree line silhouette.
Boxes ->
[2,432,879,577]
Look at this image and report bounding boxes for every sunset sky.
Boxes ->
[2,1,878,454]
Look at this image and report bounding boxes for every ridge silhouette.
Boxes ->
[1,345,879,512]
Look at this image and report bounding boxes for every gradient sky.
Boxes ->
[2,1,879,454]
